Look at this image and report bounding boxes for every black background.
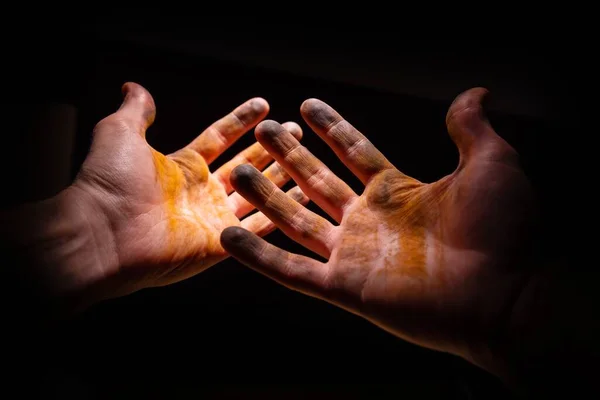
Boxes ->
[1,15,582,399]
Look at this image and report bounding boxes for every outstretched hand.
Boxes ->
[221,88,535,365]
[62,82,307,303]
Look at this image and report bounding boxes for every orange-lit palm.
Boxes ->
[221,88,534,363]
[72,82,306,299]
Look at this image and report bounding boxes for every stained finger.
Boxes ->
[255,120,357,222]
[214,121,302,193]
[229,161,293,218]
[185,98,269,164]
[240,186,309,237]
[300,99,395,184]
[221,226,330,298]
[231,164,334,258]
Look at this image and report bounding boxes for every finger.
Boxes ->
[445,87,517,166]
[221,226,330,299]
[214,121,302,193]
[229,162,293,218]
[113,82,156,138]
[255,120,358,222]
[240,186,309,237]
[300,99,395,184]
[185,98,269,164]
[231,164,335,258]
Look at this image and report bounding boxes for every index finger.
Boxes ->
[300,99,395,184]
[185,98,269,164]
[220,226,330,298]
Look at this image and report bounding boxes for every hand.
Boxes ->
[220,88,535,366]
[6,82,307,313]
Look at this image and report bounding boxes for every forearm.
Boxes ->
[483,257,598,396]
[0,186,118,323]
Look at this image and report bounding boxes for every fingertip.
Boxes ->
[230,164,260,190]
[300,98,322,114]
[452,87,489,108]
[446,87,490,127]
[255,119,284,140]
[248,97,270,115]
[281,121,303,140]
[121,82,150,99]
[119,82,156,127]
[300,98,336,128]
[121,81,136,96]
[445,87,501,157]
[288,186,309,205]
[220,226,253,251]
[221,226,269,266]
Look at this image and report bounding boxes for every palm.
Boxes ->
[74,83,305,295]
[110,144,240,274]
[334,155,531,350]
[222,88,534,360]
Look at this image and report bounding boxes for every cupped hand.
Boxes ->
[220,88,535,364]
[70,82,307,300]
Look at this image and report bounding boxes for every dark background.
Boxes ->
[2,16,581,399]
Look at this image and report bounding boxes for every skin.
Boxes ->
[2,83,593,394]
[2,82,308,315]
[221,88,536,373]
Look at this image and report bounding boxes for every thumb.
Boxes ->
[446,87,504,165]
[116,82,156,138]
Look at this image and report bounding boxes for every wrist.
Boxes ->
[462,256,535,391]
[474,257,597,396]
[1,184,119,320]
